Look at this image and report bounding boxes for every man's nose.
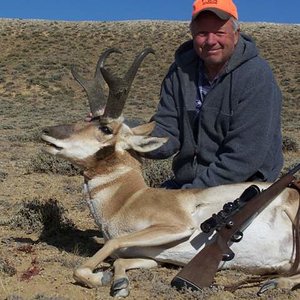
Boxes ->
[206,33,218,45]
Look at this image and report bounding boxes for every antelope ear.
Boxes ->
[131,121,156,136]
[128,136,168,153]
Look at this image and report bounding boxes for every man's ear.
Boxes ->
[128,135,168,153]
[234,27,240,46]
[131,121,156,136]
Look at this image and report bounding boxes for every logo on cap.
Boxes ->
[202,0,218,4]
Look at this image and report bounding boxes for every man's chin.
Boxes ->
[204,58,225,68]
[203,53,223,62]
[203,51,233,66]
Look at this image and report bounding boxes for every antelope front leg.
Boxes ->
[73,224,194,289]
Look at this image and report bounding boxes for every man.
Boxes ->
[146,0,283,188]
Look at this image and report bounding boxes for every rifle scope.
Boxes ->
[200,184,261,234]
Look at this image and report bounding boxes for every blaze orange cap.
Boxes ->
[192,0,238,21]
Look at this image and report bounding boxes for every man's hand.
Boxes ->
[85,112,93,122]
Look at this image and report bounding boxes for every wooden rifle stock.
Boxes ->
[171,163,300,291]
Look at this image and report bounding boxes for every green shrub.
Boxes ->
[0,170,8,182]
[142,158,173,188]
[282,135,298,152]
[27,152,80,176]
[10,198,75,235]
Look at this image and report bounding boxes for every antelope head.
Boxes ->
[41,48,167,169]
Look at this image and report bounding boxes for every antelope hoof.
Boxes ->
[111,278,130,297]
[101,270,113,285]
[73,267,112,288]
[257,279,278,296]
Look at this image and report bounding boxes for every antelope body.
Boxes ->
[41,49,300,297]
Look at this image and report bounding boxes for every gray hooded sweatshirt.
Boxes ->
[147,34,283,188]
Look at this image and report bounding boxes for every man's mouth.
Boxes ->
[207,48,221,54]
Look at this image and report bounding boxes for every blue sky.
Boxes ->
[0,0,299,24]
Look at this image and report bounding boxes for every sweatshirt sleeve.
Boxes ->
[183,61,282,188]
[143,68,181,159]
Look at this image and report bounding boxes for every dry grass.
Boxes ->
[0,19,299,300]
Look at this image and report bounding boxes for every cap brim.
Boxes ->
[192,8,231,21]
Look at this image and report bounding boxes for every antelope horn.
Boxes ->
[71,48,121,116]
[101,48,155,119]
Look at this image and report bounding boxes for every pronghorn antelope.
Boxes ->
[41,48,300,297]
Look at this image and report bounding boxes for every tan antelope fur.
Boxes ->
[41,49,300,297]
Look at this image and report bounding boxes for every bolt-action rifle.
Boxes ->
[171,163,300,291]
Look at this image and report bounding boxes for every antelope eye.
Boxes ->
[99,126,113,135]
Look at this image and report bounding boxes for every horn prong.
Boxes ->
[102,48,155,119]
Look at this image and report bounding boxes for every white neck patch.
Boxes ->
[83,165,132,228]
[87,165,132,191]
[85,183,122,228]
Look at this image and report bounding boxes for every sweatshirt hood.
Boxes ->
[174,33,259,74]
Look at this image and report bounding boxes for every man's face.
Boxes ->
[191,12,239,68]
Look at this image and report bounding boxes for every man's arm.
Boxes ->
[143,68,181,159]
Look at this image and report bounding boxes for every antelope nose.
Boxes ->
[41,124,74,139]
